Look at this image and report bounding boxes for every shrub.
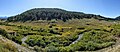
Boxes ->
[45,46,58,52]
[0,28,7,36]
[34,46,44,52]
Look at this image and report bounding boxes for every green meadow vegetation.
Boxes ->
[0,8,120,52]
[0,38,18,52]
[0,18,120,52]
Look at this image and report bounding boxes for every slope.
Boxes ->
[7,8,114,22]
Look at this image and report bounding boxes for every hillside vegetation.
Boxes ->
[7,8,115,22]
[0,8,120,52]
[0,29,35,52]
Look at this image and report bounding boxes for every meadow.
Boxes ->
[0,18,119,52]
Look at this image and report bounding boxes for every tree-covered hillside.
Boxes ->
[7,8,114,22]
[115,16,120,20]
[3,8,120,52]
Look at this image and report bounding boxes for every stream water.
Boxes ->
[21,34,84,47]
[70,34,83,45]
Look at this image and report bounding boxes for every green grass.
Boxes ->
[0,36,18,52]
[0,18,120,52]
[70,30,115,51]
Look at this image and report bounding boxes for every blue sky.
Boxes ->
[0,0,120,18]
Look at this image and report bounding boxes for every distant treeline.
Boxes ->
[7,8,116,22]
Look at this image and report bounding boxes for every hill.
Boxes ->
[7,8,114,22]
[115,16,120,20]
[0,34,35,52]
[0,17,7,20]
[2,8,120,52]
